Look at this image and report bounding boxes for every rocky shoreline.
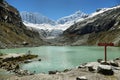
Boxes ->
[1,53,120,80]
[2,57,120,80]
[0,53,40,77]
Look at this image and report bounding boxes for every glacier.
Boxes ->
[21,10,88,39]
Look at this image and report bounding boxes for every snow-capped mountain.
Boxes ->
[20,11,56,25]
[21,10,89,39]
[57,11,88,24]
[89,5,120,18]
[21,11,88,25]
[23,22,70,39]
[62,5,120,45]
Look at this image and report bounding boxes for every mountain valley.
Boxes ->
[0,0,120,48]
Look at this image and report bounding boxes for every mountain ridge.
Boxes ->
[57,10,88,24]
[57,5,120,46]
[20,10,88,38]
[20,11,56,25]
[20,10,88,25]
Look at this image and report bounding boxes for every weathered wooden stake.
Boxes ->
[98,43,114,63]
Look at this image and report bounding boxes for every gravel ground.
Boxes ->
[6,67,120,80]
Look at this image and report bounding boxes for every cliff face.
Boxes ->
[0,1,45,48]
[60,6,120,46]
[0,1,23,26]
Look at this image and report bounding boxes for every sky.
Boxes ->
[6,0,120,20]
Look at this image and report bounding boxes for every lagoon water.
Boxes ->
[1,46,120,73]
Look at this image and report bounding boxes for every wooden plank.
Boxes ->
[98,43,114,46]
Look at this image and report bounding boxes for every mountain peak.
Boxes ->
[20,11,56,25]
[57,10,88,24]
[20,10,88,25]
[75,10,82,14]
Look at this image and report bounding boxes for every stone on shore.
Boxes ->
[24,60,32,63]
[76,76,87,80]
[78,63,87,68]
[48,71,57,74]
[110,60,119,67]
[63,69,71,72]
[115,57,120,60]
[88,66,95,72]
[97,59,103,63]
[97,65,114,75]
[85,62,100,71]
[15,69,31,76]
[38,59,41,61]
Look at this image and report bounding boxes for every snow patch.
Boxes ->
[89,5,120,18]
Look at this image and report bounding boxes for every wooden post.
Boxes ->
[104,46,107,62]
[98,43,114,63]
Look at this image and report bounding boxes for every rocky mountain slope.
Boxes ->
[56,5,120,46]
[0,1,45,48]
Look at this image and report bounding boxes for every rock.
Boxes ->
[88,66,95,72]
[78,65,85,68]
[78,63,87,68]
[85,62,100,71]
[100,61,110,65]
[38,59,41,61]
[63,69,70,72]
[24,60,32,63]
[1,62,8,67]
[115,57,120,60]
[16,69,31,76]
[97,65,114,75]
[110,60,119,67]
[76,76,87,80]
[48,71,57,74]
[97,59,103,63]
[15,64,20,70]
[22,41,29,45]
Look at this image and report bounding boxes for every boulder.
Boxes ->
[110,60,119,67]
[49,71,57,74]
[97,59,103,63]
[78,63,87,68]
[76,76,87,80]
[78,65,85,68]
[88,66,95,72]
[38,59,41,61]
[97,65,114,75]
[85,62,100,71]
[22,41,29,45]
[24,60,32,63]
[100,61,110,65]
[63,69,70,72]
[114,57,120,60]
